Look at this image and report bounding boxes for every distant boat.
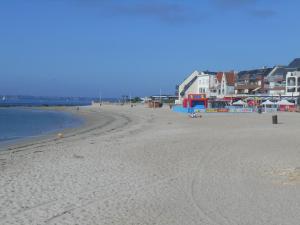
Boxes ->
[2,96,6,101]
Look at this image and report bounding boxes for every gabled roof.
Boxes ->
[288,58,300,68]
[216,72,235,85]
[225,72,235,85]
[216,72,223,83]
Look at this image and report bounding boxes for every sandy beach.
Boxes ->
[1,104,300,225]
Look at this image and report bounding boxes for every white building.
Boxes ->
[177,70,217,103]
[286,71,300,96]
[216,72,236,97]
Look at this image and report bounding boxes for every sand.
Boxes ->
[1,104,300,225]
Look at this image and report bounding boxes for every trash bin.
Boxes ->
[272,115,278,124]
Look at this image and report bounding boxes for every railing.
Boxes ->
[235,84,260,89]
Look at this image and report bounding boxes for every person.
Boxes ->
[257,105,262,114]
[189,112,197,118]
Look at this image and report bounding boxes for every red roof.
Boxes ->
[216,72,236,85]
[216,72,223,83]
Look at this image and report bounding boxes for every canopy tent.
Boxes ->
[261,100,276,105]
[261,100,277,112]
[276,100,295,106]
[232,100,247,106]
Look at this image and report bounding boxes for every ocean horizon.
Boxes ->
[0,95,101,107]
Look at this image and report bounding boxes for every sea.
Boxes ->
[0,95,99,148]
[0,95,95,107]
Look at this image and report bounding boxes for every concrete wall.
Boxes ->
[178,71,199,102]
[286,71,300,96]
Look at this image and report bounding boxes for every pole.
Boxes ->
[99,91,102,107]
[160,88,162,103]
[130,93,132,107]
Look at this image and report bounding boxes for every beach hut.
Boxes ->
[232,100,247,107]
[276,99,296,112]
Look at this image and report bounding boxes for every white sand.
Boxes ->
[1,105,300,225]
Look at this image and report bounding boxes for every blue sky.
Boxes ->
[0,0,299,98]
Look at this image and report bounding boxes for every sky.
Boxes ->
[0,0,300,98]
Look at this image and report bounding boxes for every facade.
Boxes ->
[266,66,288,95]
[197,72,218,97]
[266,58,300,95]
[216,72,236,97]
[178,70,217,103]
[235,68,272,94]
[286,71,300,96]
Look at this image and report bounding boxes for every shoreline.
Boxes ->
[0,106,89,153]
[0,104,132,155]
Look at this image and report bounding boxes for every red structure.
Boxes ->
[183,94,208,108]
[278,105,296,112]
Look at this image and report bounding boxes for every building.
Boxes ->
[177,70,217,103]
[216,72,236,97]
[286,71,300,96]
[266,66,289,95]
[266,58,300,95]
[235,67,273,94]
[149,95,178,103]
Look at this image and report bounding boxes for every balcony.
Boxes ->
[235,84,260,90]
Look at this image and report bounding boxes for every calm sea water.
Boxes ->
[0,108,83,148]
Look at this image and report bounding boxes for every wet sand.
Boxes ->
[1,104,300,225]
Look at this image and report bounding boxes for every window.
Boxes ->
[287,77,296,86]
[298,77,300,86]
[199,88,205,93]
[287,87,296,93]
